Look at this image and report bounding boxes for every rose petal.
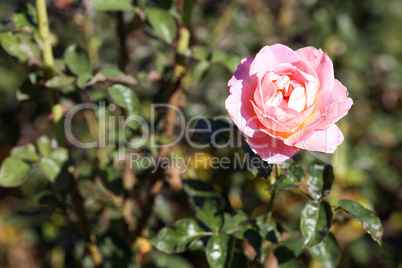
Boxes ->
[284,127,315,147]
[226,80,265,138]
[293,124,344,153]
[249,44,302,88]
[296,47,335,92]
[288,86,307,112]
[303,90,334,128]
[228,57,254,89]
[246,135,299,164]
[282,104,315,129]
[251,100,294,134]
[308,82,352,130]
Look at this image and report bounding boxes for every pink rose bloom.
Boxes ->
[225,44,353,164]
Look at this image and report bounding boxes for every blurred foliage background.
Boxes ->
[0,0,401,267]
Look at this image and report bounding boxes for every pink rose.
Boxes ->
[225,44,353,164]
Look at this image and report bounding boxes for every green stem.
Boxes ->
[265,164,281,223]
[36,2,102,266]
[36,0,65,145]
[36,0,53,68]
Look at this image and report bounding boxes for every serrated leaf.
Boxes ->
[108,84,140,129]
[64,44,91,75]
[0,157,31,187]
[90,0,134,11]
[11,143,40,162]
[150,219,205,253]
[37,136,52,157]
[307,165,334,200]
[206,233,233,268]
[308,233,340,268]
[39,158,61,183]
[300,201,332,247]
[182,179,220,208]
[146,8,177,44]
[266,174,299,191]
[335,200,383,245]
[195,200,223,232]
[45,76,75,88]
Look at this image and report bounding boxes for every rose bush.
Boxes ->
[226,44,353,163]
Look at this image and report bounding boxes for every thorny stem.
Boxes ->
[36,1,103,266]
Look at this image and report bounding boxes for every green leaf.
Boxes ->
[191,61,210,86]
[221,211,248,239]
[64,44,91,75]
[90,0,134,11]
[100,67,137,85]
[100,67,125,78]
[274,236,303,265]
[11,143,40,162]
[37,136,52,157]
[49,148,69,166]
[39,158,61,183]
[211,50,243,73]
[192,46,210,61]
[300,201,332,247]
[182,179,220,208]
[206,233,233,268]
[242,144,272,179]
[76,73,93,88]
[335,200,383,245]
[195,200,223,232]
[108,84,140,129]
[307,165,334,200]
[12,3,37,31]
[146,8,177,44]
[256,219,277,244]
[150,219,205,253]
[12,13,34,31]
[99,166,123,196]
[266,174,299,191]
[288,162,305,182]
[308,233,340,268]
[280,259,305,268]
[45,76,75,88]
[0,157,31,187]
[244,229,262,259]
[0,33,40,62]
